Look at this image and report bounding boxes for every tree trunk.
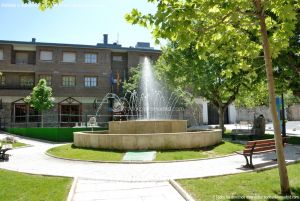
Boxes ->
[218,107,225,135]
[254,0,290,195]
[41,110,44,128]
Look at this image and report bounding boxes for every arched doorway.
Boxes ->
[11,98,40,125]
[58,97,82,127]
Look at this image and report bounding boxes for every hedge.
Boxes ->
[5,127,106,142]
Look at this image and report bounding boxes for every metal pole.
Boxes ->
[85,114,88,128]
[281,93,286,137]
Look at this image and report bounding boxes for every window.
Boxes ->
[62,76,75,87]
[112,56,123,61]
[20,75,34,87]
[85,77,97,87]
[62,52,76,63]
[14,104,27,122]
[16,52,29,64]
[39,75,52,86]
[0,75,5,85]
[14,104,39,123]
[40,51,53,61]
[85,53,97,63]
[0,49,3,60]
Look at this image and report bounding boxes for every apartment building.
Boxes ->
[0,35,160,127]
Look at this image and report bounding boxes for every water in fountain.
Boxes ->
[140,57,169,119]
[94,57,181,120]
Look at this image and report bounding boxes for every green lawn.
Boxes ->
[179,163,300,201]
[0,169,72,201]
[155,141,244,161]
[47,141,244,162]
[0,140,28,148]
[47,144,124,161]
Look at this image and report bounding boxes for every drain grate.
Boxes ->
[123,151,156,161]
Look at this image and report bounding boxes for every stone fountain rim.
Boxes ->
[75,129,221,135]
[109,119,188,122]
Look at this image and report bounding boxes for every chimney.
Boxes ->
[103,34,108,45]
[32,38,36,43]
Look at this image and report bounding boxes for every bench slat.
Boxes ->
[243,145,276,154]
[245,142,275,149]
[246,139,275,146]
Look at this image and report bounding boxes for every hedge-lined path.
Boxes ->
[1,132,300,182]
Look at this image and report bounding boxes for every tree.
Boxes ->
[273,10,300,96]
[126,0,299,194]
[22,0,61,10]
[235,80,269,108]
[156,43,260,134]
[123,65,142,93]
[25,79,54,127]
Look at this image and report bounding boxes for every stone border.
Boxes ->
[66,177,78,201]
[169,179,195,201]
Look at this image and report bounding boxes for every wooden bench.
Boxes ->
[236,139,286,169]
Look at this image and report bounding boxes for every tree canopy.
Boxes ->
[25,79,54,127]
[126,1,298,72]
[22,0,61,10]
[155,42,262,133]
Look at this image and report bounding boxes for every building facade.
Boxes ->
[0,35,160,127]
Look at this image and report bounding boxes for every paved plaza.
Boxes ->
[1,126,300,201]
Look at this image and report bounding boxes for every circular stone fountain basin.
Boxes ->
[74,120,222,150]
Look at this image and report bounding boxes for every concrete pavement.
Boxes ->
[72,179,186,201]
[225,121,300,136]
[1,131,300,201]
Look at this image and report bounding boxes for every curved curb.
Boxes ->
[66,177,77,201]
[169,179,195,201]
[12,144,33,149]
[45,149,238,164]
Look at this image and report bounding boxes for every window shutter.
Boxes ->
[0,49,3,60]
[63,52,76,63]
[40,51,53,61]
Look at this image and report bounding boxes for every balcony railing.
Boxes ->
[11,51,36,65]
[0,84,33,90]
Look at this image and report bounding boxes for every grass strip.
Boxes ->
[178,162,300,201]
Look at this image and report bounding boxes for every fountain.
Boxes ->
[74,57,221,150]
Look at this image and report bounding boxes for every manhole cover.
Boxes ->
[123,151,156,161]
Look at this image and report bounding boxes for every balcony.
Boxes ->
[11,51,36,65]
[0,84,33,90]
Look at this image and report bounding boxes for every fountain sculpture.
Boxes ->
[74,57,221,150]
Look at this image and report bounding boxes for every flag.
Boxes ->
[110,71,115,84]
[116,71,120,94]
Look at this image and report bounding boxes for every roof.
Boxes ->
[0,39,161,53]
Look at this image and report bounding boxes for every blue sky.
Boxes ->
[0,0,162,49]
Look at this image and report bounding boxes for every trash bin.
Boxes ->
[252,114,265,135]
